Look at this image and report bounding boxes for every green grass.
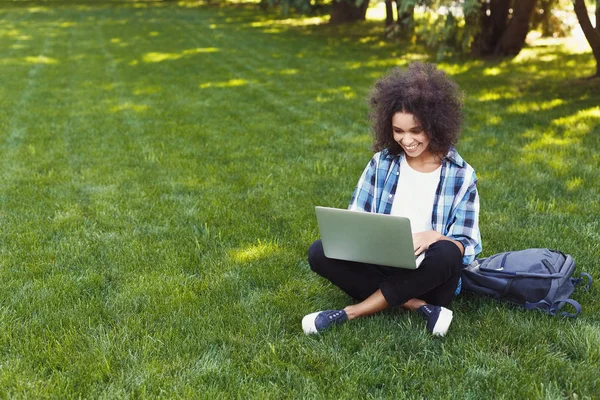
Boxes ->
[0,2,599,398]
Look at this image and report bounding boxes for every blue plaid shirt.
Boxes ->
[349,147,482,266]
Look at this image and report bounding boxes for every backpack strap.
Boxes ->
[524,299,582,317]
[524,300,550,311]
[550,299,581,317]
[572,272,593,291]
[499,252,510,269]
[541,259,556,274]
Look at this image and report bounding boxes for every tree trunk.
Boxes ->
[573,0,600,77]
[494,0,538,56]
[471,0,511,56]
[596,0,600,34]
[329,0,369,24]
[396,1,415,36]
[537,0,558,37]
[385,0,394,27]
[490,0,511,42]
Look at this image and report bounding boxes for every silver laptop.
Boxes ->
[315,206,424,269]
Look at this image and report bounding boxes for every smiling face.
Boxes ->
[391,111,432,162]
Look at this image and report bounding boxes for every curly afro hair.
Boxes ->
[369,62,463,156]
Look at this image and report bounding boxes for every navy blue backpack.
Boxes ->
[461,248,592,317]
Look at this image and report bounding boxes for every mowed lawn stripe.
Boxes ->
[169,6,373,236]
[0,7,212,395]
[167,10,335,238]
[0,9,117,395]
[1,12,67,266]
[171,5,371,140]
[0,12,56,160]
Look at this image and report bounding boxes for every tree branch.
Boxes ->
[573,0,600,47]
[573,0,600,76]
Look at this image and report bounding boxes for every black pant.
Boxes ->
[308,239,463,307]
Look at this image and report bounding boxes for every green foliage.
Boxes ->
[531,0,577,37]
[0,2,599,398]
[386,0,481,59]
[420,9,464,59]
[260,0,332,16]
[392,0,575,58]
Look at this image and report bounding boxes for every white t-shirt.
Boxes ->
[390,156,441,233]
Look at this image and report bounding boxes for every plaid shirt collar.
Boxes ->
[442,147,465,168]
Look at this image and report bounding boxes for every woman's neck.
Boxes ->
[405,152,442,173]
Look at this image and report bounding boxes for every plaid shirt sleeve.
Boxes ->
[348,155,378,212]
[348,153,380,212]
[446,170,482,265]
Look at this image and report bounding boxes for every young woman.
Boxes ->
[303,62,482,337]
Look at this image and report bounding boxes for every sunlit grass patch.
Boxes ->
[230,240,280,263]
[249,16,327,28]
[507,98,565,113]
[199,78,251,89]
[142,47,219,63]
[552,107,600,132]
